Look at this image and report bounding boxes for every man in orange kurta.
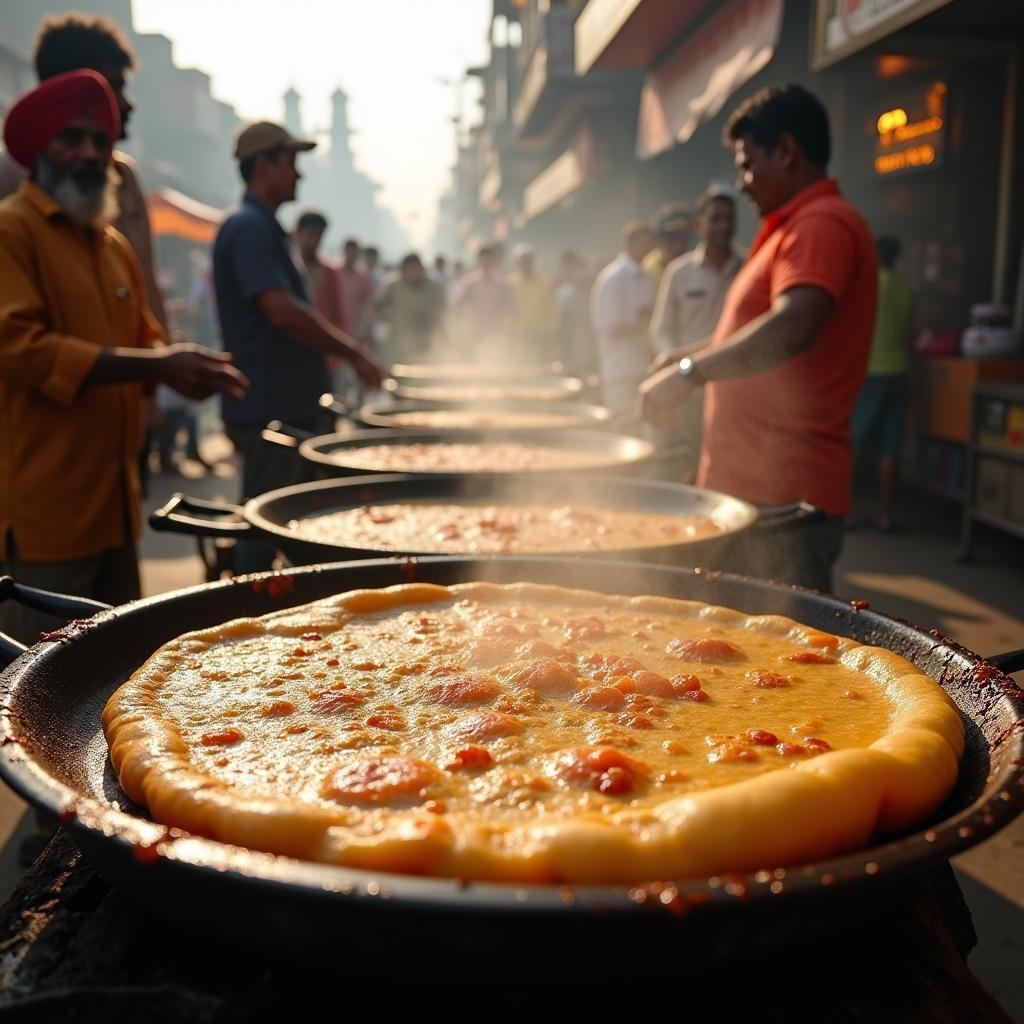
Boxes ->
[0,72,247,643]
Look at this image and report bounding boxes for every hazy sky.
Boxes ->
[132,0,491,247]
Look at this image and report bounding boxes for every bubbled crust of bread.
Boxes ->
[102,582,963,883]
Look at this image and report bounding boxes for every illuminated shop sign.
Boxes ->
[874,80,947,177]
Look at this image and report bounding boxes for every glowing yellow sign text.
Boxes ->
[876,108,907,135]
[874,144,936,175]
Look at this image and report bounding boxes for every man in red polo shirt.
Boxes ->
[639,84,877,591]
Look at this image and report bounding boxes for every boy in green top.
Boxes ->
[852,236,915,530]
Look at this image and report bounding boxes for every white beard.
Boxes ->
[35,156,120,228]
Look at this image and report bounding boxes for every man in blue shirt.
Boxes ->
[214,121,383,571]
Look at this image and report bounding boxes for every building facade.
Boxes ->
[442,0,1023,335]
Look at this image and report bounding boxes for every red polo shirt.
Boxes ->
[697,179,877,516]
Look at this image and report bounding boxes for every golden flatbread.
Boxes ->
[103,583,963,883]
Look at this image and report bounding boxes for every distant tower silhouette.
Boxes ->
[329,87,355,174]
[283,86,302,135]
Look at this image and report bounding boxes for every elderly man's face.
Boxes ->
[37,112,113,225]
[46,112,112,177]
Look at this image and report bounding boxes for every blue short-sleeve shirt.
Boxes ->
[213,193,328,428]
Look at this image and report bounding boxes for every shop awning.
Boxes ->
[523,150,584,222]
[522,122,601,222]
[636,0,783,161]
[575,0,712,75]
[147,186,223,245]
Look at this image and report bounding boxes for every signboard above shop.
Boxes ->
[873,78,947,178]
[813,0,955,70]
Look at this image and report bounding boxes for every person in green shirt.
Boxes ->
[373,253,447,362]
[852,236,915,531]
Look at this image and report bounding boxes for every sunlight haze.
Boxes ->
[132,0,491,250]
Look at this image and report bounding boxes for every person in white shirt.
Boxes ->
[651,189,743,355]
[646,191,742,476]
[431,255,449,289]
[591,222,657,416]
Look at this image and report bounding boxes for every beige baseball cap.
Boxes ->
[233,120,316,161]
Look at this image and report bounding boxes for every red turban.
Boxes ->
[3,69,121,169]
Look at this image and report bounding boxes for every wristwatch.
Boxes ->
[677,356,705,386]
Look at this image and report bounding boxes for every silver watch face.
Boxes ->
[677,357,703,384]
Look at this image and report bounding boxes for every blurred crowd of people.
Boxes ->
[288,228,571,373]
[282,187,741,434]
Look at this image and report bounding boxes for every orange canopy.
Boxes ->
[147,186,223,244]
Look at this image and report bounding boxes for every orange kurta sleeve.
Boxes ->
[0,224,102,405]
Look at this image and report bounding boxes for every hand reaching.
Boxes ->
[637,363,694,429]
[158,344,249,401]
[352,349,385,390]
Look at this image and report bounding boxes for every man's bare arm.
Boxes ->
[256,288,383,387]
[648,336,715,373]
[687,286,834,379]
[87,343,249,401]
[638,286,835,428]
[649,286,833,375]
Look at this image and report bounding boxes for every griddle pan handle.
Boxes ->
[149,493,252,538]
[0,632,23,667]
[261,421,314,449]
[319,392,353,419]
[753,501,825,531]
[0,576,110,618]
[0,576,111,668]
[988,649,1024,675]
